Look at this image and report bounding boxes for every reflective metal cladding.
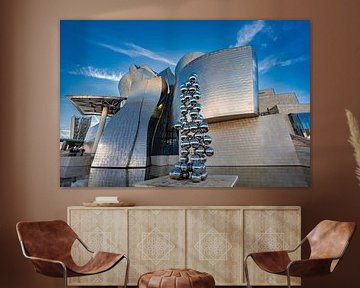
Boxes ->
[91,65,168,168]
[173,46,258,124]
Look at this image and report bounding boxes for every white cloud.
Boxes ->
[233,20,265,47]
[69,66,124,81]
[98,43,136,57]
[258,56,307,73]
[98,42,176,66]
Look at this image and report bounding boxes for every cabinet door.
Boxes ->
[243,208,301,286]
[187,209,243,285]
[128,209,186,284]
[68,208,128,286]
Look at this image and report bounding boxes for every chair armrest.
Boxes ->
[246,251,292,274]
[25,255,67,277]
[285,237,307,253]
[76,236,94,253]
[287,258,335,277]
[26,255,65,266]
[19,240,67,277]
[246,250,290,260]
[245,237,306,259]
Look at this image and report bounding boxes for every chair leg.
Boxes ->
[286,269,291,288]
[244,255,252,288]
[62,265,68,288]
[123,255,130,288]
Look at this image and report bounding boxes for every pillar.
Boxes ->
[91,106,108,154]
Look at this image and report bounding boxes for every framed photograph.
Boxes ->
[60,20,310,188]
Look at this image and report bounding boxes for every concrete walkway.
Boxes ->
[133,175,238,187]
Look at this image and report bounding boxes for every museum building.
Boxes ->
[70,45,310,184]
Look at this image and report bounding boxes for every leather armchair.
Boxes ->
[16,220,129,288]
[244,220,356,288]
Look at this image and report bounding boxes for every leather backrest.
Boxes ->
[16,220,77,261]
[307,220,356,260]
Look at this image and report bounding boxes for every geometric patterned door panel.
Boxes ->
[128,209,186,284]
[243,208,301,286]
[187,209,243,285]
[68,208,127,286]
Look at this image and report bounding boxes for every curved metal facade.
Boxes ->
[92,76,167,168]
[172,46,258,123]
[175,52,204,74]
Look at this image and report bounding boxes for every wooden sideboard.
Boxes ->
[67,206,301,286]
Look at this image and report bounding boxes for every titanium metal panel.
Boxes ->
[91,77,166,168]
[259,92,299,113]
[173,46,258,123]
[206,114,301,167]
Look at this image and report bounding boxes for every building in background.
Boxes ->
[70,116,91,140]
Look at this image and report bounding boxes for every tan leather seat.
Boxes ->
[138,268,215,288]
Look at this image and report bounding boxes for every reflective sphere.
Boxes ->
[193,82,200,90]
[200,122,209,133]
[169,168,182,180]
[184,93,191,101]
[194,91,201,99]
[180,86,187,94]
[181,120,189,126]
[201,171,208,181]
[193,103,202,111]
[194,131,204,140]
[180,134,189,141]
[190,137,200,148]
[203,134,212,145]
[180,115,187,123]
[181,171,190,179]
[192,162,205,173]
[190,122,198,133]
[175,162,182,169]
[189,97,198,105]
[205,146,214,157]
[187,103,194,110]
[199,156,207,164]
[179,156,189,163]
[189,74,198,82]
[173,121,182,130]
[180,95,187,103]
[180,149,189,157]
[189,109,199,119]
[195,145,205,155]
[180,162,188,172]
[190,153,201,162]
[194,116,203,125]
[182,124,190,134]
[191,172,202,183]
[186,81,192,87]
[180,105,187,115]
[180,139,191,149]
[189,77,196,83]
[189,86,196,94]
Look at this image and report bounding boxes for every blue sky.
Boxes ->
[60,20,310,137]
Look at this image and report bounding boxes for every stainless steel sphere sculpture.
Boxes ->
[169,73,214,183]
